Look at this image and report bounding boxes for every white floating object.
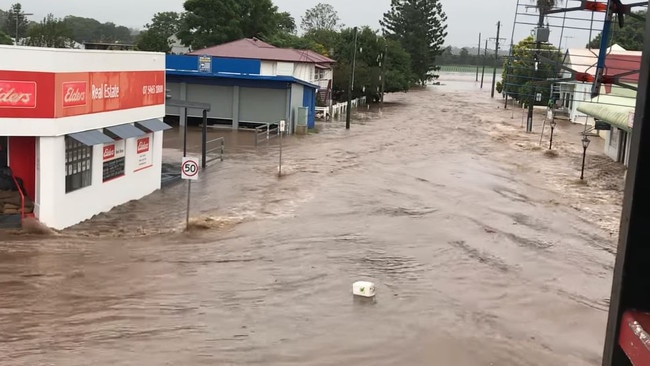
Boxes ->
[352,281,376,298]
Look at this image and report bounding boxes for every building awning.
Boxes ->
[135,118,173,133]
[577,93,636,132]
[68,130,114,146]
[105,123,146,140]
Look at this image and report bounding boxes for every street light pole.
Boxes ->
[14,10,33,46]
[491,21,502,98]
[549,119,556,150]
[580,136,591,180]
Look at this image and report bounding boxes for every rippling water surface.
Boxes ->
[0,74,620,366]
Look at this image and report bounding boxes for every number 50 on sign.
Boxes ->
[181,157,200,180]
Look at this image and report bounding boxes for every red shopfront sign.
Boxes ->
[0,80,38,108]
[136,136,150,154]
[103,144,116,161]
[0,70,165,118]
[62,81,88,108]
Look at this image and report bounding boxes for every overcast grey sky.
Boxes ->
[16,0,599,49]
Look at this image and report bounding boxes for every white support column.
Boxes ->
[179,82,187,126]
[36,136,63,225]
[232,86,240,130]
[285,86,292,134]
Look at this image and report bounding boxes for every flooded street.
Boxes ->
[0,74,623,365]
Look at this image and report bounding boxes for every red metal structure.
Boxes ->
[600,4,650,365]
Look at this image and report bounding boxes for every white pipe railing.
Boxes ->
[322,97,367,120]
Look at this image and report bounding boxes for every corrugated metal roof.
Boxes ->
[577,89,636,132]
[189,38,335,65]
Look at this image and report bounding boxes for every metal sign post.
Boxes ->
[181,157,200,229]
[278,120,285,177]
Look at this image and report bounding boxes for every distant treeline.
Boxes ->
[438,65,503,74]
[438,46,506,66]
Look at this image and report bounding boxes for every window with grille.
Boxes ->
[65,137,93,193]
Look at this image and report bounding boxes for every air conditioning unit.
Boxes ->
[533,27,550,43]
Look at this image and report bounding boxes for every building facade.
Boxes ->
[554,45,641,124]
[165,52,321,131]
[0,46,170,229]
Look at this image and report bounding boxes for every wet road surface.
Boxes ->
[0,74,621,365]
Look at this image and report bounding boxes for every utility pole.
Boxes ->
[503,58,510,109]
[346,26,358,130]
[480,39,488,89]
[559,35,573,51]
[504,0,521,110]
[476,33,481,82]
[491,21,503,98]
[380,39,388,109]
[528,13,545,133]
[13,9,33,46]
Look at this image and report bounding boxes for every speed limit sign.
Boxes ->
[181,157,200,180]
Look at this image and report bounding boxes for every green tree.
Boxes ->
[459,47,469,64]
[179,0,282,50]
[303,28,340,55]
[267,28,338,58]
[26,13,73,48]
[587,10,646,51]
[301,3,340,32]
[136,11,182,53]
[276,11,296,34]
[3,3,30,44]
[239,0,281,40]
[267,32,328,55]
[0,30,12,45]
[64,16,102,43]
[0,10,6,33]
[502,36,562,106]
[333,27,413,102]
[136,30,171,52]
[381,0,448,85]
[64,16,134,44]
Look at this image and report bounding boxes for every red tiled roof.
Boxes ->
[189,38,335,65]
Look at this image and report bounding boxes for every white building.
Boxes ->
[168,35,190,55]
[0,46,170,230]
[165,38,332,131]
[554,45,641,123]
[188,38,335,106]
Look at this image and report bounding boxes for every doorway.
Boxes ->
[0,136,7,167]
[8,137,36,200]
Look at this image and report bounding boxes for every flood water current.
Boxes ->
[0,74,621,365]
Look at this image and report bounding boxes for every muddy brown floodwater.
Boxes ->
[0,73,624,366]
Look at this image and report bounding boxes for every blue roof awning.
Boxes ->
[165,69,320,90]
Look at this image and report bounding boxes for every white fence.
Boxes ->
[316,97,367,120]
